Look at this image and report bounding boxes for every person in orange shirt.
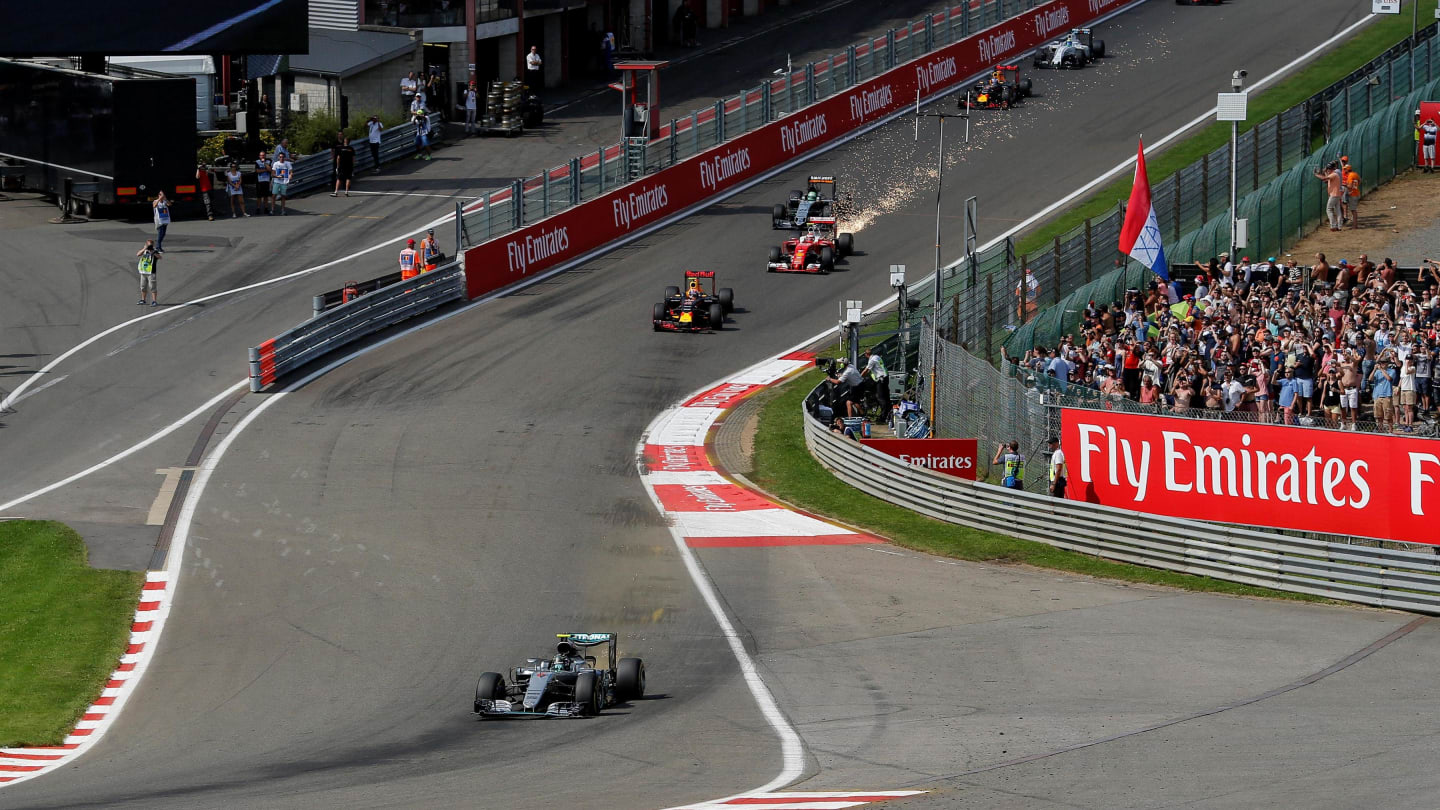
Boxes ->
[1341,157,1361,229]
[399,239,421,280]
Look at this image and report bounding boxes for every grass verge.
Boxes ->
[1014,2,1440,257]
[749,370,1331,603]
[0,521,143,747]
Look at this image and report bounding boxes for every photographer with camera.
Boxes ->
[1314,160,1345,231]
[826,358,864,418]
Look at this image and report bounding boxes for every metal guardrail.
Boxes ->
[285,112,445,197]
[801,389,1440,614]
[247,261,465,392]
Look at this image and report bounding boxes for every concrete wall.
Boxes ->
[497,34,519,82]
[543,14,563,86]
[344,49,423,118]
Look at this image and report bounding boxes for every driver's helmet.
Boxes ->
[806,186,819,201]
[992,69,1005,83]
[686,281,702,299]
[555,640,579,667]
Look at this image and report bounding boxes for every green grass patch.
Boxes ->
[750,371,1331,602]
[1014,3,1440,257]
[0,521,143,747]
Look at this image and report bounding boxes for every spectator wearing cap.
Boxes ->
[1341,157,1362,229]
[399,238,420,280]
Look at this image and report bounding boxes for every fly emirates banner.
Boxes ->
[1062,409,1440,545]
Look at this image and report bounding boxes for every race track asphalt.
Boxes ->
[9,1,1435,808]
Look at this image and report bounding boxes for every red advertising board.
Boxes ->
[861,438,979,480]
[1062,408,1440,546]
[463,0,1139,300]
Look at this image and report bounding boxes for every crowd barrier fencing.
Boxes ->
[285,113,445,198]
[802,387,1440,614]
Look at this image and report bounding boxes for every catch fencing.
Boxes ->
[803,401,1440,614]
[455,0,1065,248]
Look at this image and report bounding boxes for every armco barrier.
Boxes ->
[801,392,1440,614]
[461,0,1142,301]
[247,262,464,392]
[285,113,444,198]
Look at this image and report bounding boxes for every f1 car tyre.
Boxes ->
[475,671,505,712]
[837,233,853,256]
[575,671,600,716]
[653,302,665,330]
[617,657,646,701]
[664,285,680,299]
[1093,40,1105,58]
[709,303,725,330]
[768,246,782,264]
[1019,78,1033,96]
[718,287,734,313]
[772,203,786,220]
[819,246,835,270]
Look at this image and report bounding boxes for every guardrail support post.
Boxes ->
[312,295,326,318]
[886,29,896,69]
[846,45,857,87]
[511,179,523,228]
[924,16,934,52]
[570,157,582,205]
[714,100,725,144]
[761,82,772,122]
[455,201,465,251]
[805,63,816,106]
[668,120,678,163]
[542,169,551,217]
[598,148,607,192]
[247,347,262,393]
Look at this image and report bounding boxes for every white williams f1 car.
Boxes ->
[1034,27,1105,69]
[473,633,645,718]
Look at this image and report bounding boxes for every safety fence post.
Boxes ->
[925,15,934,52]
[1200,153,1210,222]
[886,29,896,69]
[714,100,726,143]
[1083,219,1092,284]
[805,63,816,106]
[761,82,772,122]
[846,45,857,87]
[542,169,551,217]
[668,120,678,164]
[511,179,523,228]
[570,157,582,205]
[483,192,492,239]
[598,147,607,193]
[455,201,464,252]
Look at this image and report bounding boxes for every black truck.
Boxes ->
[0,59,196,214]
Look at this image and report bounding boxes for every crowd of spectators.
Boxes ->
[1005,250,1440,434]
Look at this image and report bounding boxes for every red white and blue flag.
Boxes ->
[1118,138,1169,282]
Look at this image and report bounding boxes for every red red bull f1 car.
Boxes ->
[963,65,1032,110]
[766,218,855,274]
[653,270,735,331]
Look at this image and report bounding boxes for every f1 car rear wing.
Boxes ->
[808,216,837,225]
[806,175,836,185]
[556,632,615,647]
[684,270,716,278]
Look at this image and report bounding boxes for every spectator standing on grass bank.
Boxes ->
[136,239,159,306]
[367,115,384,173]
[225,163,247,218]
[332,136,355,197]
[1048,436,1067,499]
[1315,161,1344,231]
[1342,158,1361,229]
[994,441,1025,489]
[152,190,170,252]
[196,162,214,221]
[254,150,273,215]
[271,153,292,215]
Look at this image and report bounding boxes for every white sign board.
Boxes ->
[1216,92,1248,122]
[1373,1,1400,13]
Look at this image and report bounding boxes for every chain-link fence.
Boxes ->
[456,0,1054,248]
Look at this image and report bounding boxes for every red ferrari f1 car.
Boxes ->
[766,217,854,274]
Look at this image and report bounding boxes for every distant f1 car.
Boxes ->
[1034,27,1105,69]
[773,175,848,229]
[962,64,1032,110]
[767,218,854,274]
[653,270,735,331]
[473,632,645,718]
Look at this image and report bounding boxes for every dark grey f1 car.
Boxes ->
[473,632,645,718]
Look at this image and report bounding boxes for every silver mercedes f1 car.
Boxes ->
[473,632,646,718]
